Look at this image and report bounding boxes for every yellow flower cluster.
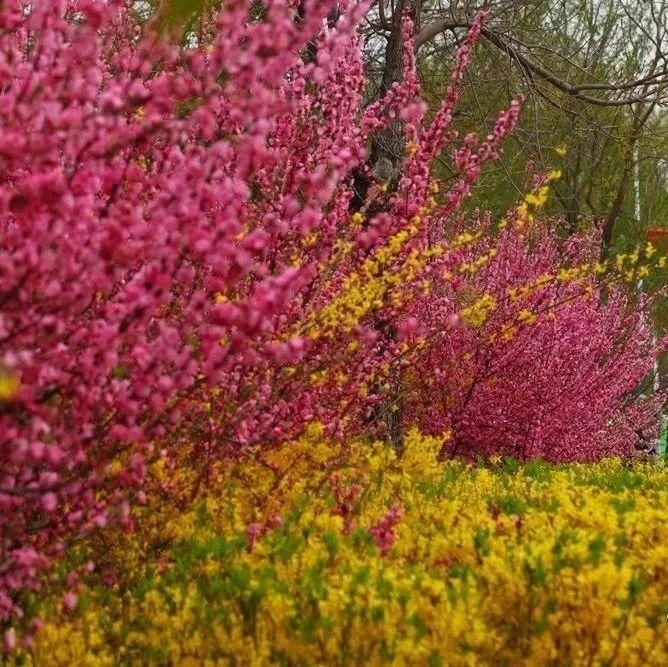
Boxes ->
[457,247,497,275]
[0,366,20,401]
[302,220,445,339]
[613,244,666,282]
[506,272,556,302]
[459,293,497,328]
[517,308,537,325]
[12,429,668,666]
[501,169,562,230]
[549,244,666,288]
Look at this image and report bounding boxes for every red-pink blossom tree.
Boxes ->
[404,217,666,462]
[0,0,520,621]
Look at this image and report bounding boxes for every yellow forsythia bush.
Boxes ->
[10,427,668,666]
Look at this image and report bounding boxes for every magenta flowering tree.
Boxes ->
[0,0,663,637]
[405,218,666,462]
[0,0,524,621]
[0,0,353,620]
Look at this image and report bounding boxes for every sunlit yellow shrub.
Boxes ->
[10,430,668,666]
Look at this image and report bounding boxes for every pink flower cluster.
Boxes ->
[405,220,665,462]
[370,501,403,555]
[330,477,364,534]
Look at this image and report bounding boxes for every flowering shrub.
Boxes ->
[0,0,528,619]
[405,210,666,461]
[6,429,668,665]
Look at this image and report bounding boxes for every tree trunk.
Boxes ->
[366,1,422,451]
[601,103,654,257]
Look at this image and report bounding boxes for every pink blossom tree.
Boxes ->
[405,217,666,462]
[0,0,518,622]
